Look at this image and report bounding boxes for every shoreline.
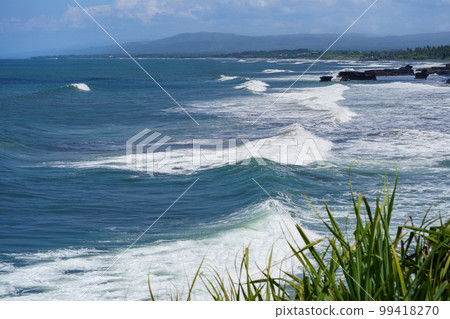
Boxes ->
[9,56,450,63]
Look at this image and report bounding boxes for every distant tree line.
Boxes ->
[215,45,450,60]
[33,45,450,60]
[215,48,314,59]
[360,45,450,60]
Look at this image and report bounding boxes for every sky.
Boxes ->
[1,0,450,57]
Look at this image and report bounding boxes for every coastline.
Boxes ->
[22,56,450,63]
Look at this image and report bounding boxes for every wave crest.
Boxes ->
[262,69,294,74]
[69,83,91,92]
[218,75,239,82]
[234,80,269,93]
[48,124,333,175]
[279,84,355,124]
[0,199,317,300]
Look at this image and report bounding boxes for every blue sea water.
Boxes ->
[0,58,449,300]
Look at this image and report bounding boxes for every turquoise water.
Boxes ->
[0,58,449,300]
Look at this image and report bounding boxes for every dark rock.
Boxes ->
[337,71,376,81]
[415,71,429,79]
[417,63,450,76]
[320,76,333,82]
[446,79,450,84]
[365,65,414,76]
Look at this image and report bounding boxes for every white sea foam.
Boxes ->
[412,62,446,69]
[255,73,333,82]
[332,80,450,167]
[262,69,294,74]
[191,81,353,126]
[277,84,355,124]
[69,83,91,92]
[363,63,397,68]
[340,128,450,167]
[0,263,14,273]
[352,81,449,91]
[321,59,348,63]
[234,80,269,92]
[218,75,239,81]
[8,248,101,261]
[0,200,319,300]
[426,74,448,81]
[49,123,333,175]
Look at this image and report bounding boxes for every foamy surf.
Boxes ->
[342,128,450,166]
[235,80,269,92]
[352,81,450,91]
[262,69,294,74]
[0,199,318,300]
[218,75,239,81]
[69,83,91,92]
[49,124,333,175]
[278,84,355,124]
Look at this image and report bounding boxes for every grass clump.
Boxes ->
[149,170,449,301]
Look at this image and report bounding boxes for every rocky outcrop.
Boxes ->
[320,76,333,82]
[417,63,450,76]
[446,79,450,84]
[332,63,450,82]
[338,71,376,81]
[415,71,429,79]
[365,65,414,76]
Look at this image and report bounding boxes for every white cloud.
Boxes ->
[1,0,450,33]
[248,0,271,7]
[115,0,141,11]
[64,0,208,24]
[0,15,61,32]
[59,5,86,28]
[22,15,59,31]
[220,0,280,8]
[88,5,113,17]
[0,4,114,32]
[0,1,206,31]
[0,17,21,32]
[114,0,176,22]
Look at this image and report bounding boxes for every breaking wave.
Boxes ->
[48,124,333,175]
[234,80,269,93]
[69,83,91,92]
[0,199,318,300]
[218,75,240,81]
[262,69,294,74]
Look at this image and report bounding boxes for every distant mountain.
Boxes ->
[65,32,450,56]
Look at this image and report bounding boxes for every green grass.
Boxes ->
[148,169,449,301]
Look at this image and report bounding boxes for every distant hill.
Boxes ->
[71,32,450,56]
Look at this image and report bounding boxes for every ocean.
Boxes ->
[0,58,449,300]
